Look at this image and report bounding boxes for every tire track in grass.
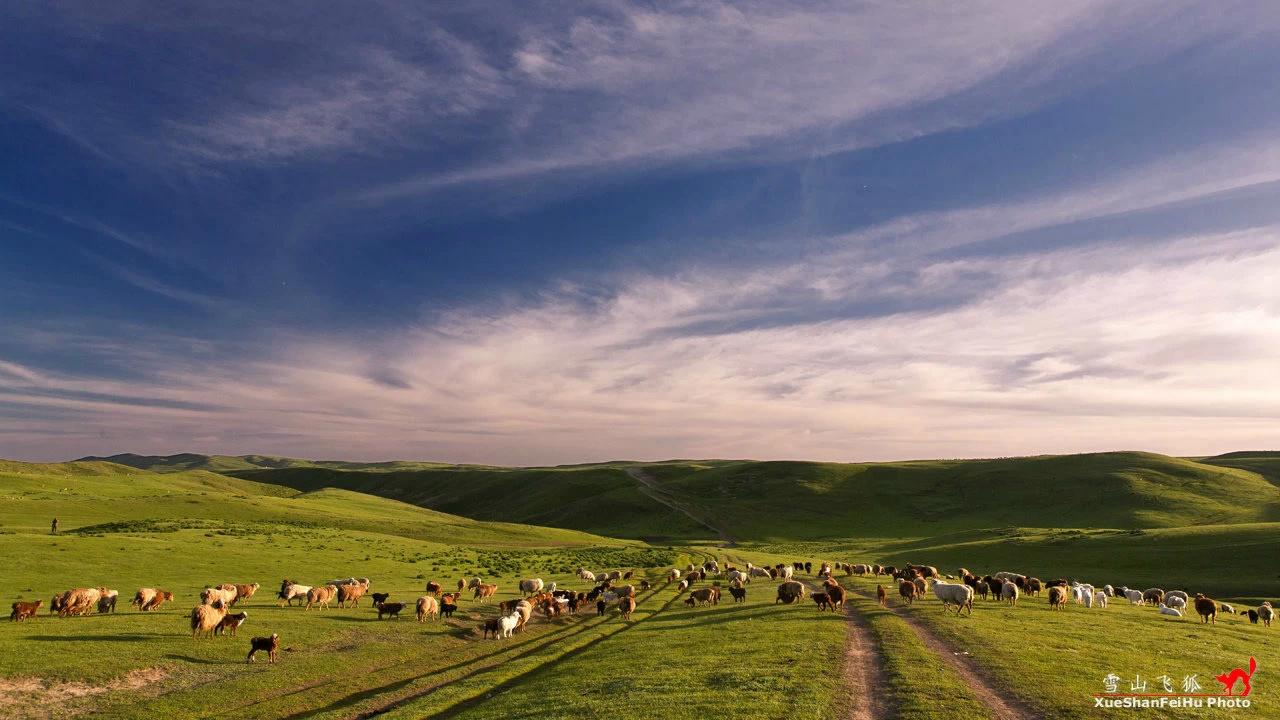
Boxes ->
[797,578,895,720]
[623,468,736,545]
[851,588,1036,720]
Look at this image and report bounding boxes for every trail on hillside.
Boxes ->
[852,589,1035,720]
[798,579,894,720]
[623,467,737,546]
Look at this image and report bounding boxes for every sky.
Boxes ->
[2,1,1279,465]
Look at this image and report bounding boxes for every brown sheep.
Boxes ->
[191,602,226,639]
[215,611,249,637]
[619,596,637,620]
[1194,594,1217,625]
[201,587,236,606]
[1026,578,1042,597]
[1048,586,1067,610]
[457,579,465,592]
[482,618,501,639]
[812,592,833,611]
[10,600,42,622]
[232,583,260,606]
[474,584,498,602]
[824,581,847,610]
[441,592,460,605]
[97,592,118,614]
[247,634,279,664]
[876,585,887,607]
[336,583,368,608]
[426,581,442,597]
[416,595,439,622]
[1143,588,1165,606]
[305,585,337,611]
[689,588,717,606]
[639,580,651,591]
[376,601,406,619]
[776,581,806,604]
[144,590,173,612]
[899,581,917,604]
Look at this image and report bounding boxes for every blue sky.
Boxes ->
[3,1,1280,464]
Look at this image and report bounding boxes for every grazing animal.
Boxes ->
[1125,589,1144,605]
[10,600,42,622]
[779,566,794,581]
[667,569,680,583]
[1215,657,1257,696]
[498,611,521,638]
[596,599,607,616]
[232,583,259,606]
[729,586,747,603]
[1094,591,1108,609]
[812,592,834,611]
[677,580,689,592]
[215,611,249,636]
[639,579,651,591]
[370,592,391,607]
[416,596,439,622]
[932,582,974,616]
[1142,588,1164,606]
[776,581,806,605]
[97,590,119,614]
[457,579,465,592]
[1194,594,1217,624]
[482,618,501,639]
[278,581,312,607]
[689,588,718,606]
[336,582,369,608]
[54,588,102,617]
[1164,596,1186,611]
[467,577,483,590]
[247,634,279,664]
[474,584,498,602]
[425,581,441,596]
[619,596,636,620]
[305,585,337,611]
[1258,602,1274,628]
[1219,603,1235,615]
[441,602,457,619]
[191,601,227,639]
[899,581,917,604]
[1026,578,1042,597]
[202,587,236,607]
[1158,603,1182,618]
[1002,581,1019,607]
[1048,586,1067,610]
[1248,609,1259,624]
[376,601,406,619]
[519,578,544,596]
[876,584,887,607]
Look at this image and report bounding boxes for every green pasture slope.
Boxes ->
[4,451,1279,719]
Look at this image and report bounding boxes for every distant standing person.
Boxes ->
[51,518,58,535]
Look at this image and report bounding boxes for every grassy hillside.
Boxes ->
[217,452,1280,541]
[1199,451,1280,488]
[75,453,467,475]
[228,465,713,541]
[0,460,617,548]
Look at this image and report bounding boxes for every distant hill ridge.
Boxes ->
[73,450,1280,541]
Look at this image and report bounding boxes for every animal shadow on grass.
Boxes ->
[27,634,165,642]
[163,654,233,665]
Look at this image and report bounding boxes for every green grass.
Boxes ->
[5,453,1280,719]
[839,576,1278,719]
[162,451,1280,541]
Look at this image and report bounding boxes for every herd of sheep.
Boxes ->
[10,557,1275,667]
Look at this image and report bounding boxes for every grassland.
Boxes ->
[3,452,1279,719]
[110,451,1280,541]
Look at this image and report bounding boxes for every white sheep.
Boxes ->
[932,581,973,615]
[578,569,596,582]
[519,578,544,596]
[1165,596,1187,611]
[1165,590,1189,604]
[1259,603,1274,627]
[1220,602,1235,614]
[280,584,311,607]
[1103,584,1114,597]
[1083,589,1094,608]
[779,566,794,581]
[749,567,771,579]
[1094,591,1108,609]
[1125,589,1144,605]
[667,569,681,582]
[1158,603,1182,618]
[726,570,749,585]
[1002,581,1019,606]
[499,610,521,638]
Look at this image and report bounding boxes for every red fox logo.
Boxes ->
[1214,657,1257,696]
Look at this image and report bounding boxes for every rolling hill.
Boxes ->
[88,451,1280,541]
